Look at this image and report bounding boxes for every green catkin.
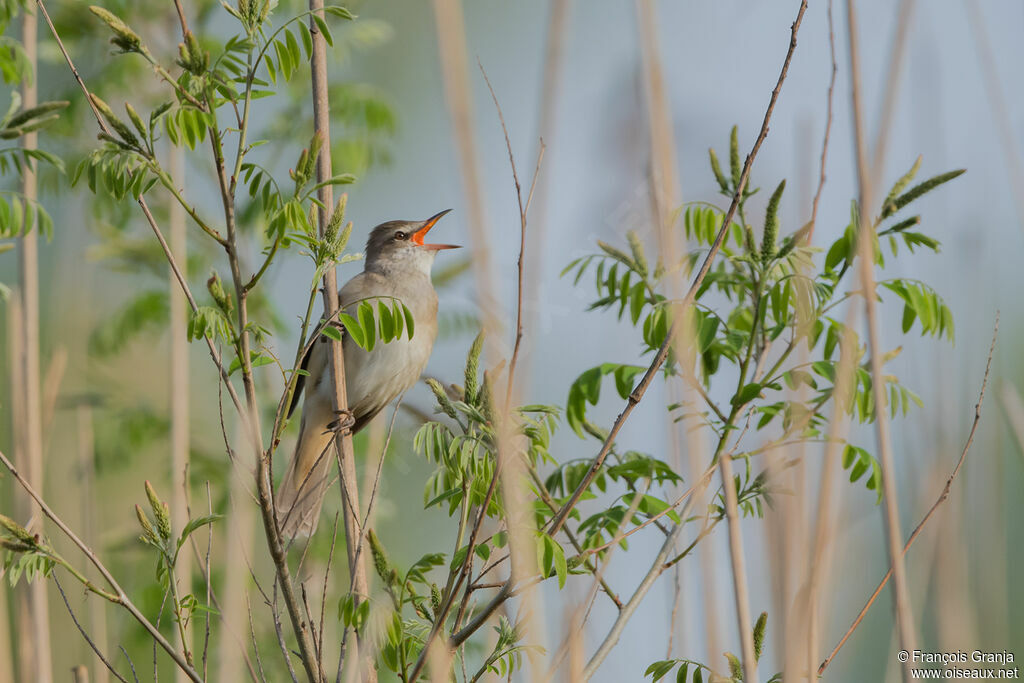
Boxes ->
[729,125,741,189]
[761,179,785,265]
[135,505,158,544]
[90,94,138,149]
[367,529,391,583]
[709,147,730,194]
[426,378,458,420]
[145,481,171,541]
[626,230,647,276]
[464,331,485,405]
[89,6,143,53]
[882,169,965,219]
[882,155,922,212]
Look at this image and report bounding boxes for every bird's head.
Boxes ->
[364,209,460,276]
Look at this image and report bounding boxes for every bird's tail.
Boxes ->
[277,398,336,540]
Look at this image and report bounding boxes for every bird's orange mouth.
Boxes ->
[412,209,460,250]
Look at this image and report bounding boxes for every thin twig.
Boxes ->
[54,573,129,683]
[807,0,837,242]
[119,646,139,683]
[845,0,917,667]
[819,315,998,675]
[476,61,545,410]
[246,595,268,683]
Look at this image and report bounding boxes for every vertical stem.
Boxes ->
[306,3,373,681]
[19,4,53,680]
[7,293,30,683]
[845,0,917,673]
[77,405,110,683]
[518,0,570,390]
[431,0,503,344]
[0,304,16,683]
[217,423,258,683]
[168,141,192,683]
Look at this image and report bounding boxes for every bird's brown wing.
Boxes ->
[287,321,346,419]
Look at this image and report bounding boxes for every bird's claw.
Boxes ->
[326,409,356,435]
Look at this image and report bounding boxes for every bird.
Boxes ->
[277,209,459,539]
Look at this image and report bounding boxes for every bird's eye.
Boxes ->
[394,231,407,241]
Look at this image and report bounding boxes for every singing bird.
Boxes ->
[278,210,459,538]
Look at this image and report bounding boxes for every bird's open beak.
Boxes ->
[412,209,460,251]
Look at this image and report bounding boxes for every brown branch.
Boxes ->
[846,0,917,665]
[307,2,373,681]
[0,448,202,682]
[818,314,998,675]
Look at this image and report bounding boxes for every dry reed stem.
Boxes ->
[478,67,550,673]
[18,4,53,680]
[410,63,550,683]
[630,4,714,661]
[219,422,261,683]
[870,0,917,185]
[6,291,31,683]
[168,138,192,683]
[0,501,12,683]
[845,0,918,669]
[40,346,66,444]
[75,405,110,683]
[431,0,503,345]
[819,315,997,673]
[809,0,917,671]
[518,0,570,391]
[962,0,1024,230]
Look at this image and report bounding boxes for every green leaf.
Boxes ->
[312,14,334,47]
[339,312,365,348]
[613,365,644,400]
[550,536,567,588]
[731,382,762,407]
[177,514,222,552]
[402,302,415,339]
[377,300,394,341]
[697,314,719,352]
[321,324,343,342]
[358,301,376,351]
[645,660,677,681]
